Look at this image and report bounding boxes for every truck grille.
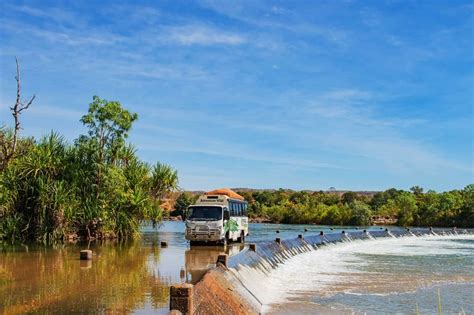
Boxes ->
[188,226,219,236]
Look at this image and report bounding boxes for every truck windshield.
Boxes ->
[188,206,222,221]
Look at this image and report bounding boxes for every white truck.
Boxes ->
[185,189,249,245]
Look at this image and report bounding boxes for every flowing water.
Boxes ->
[0,222,472,314]
[231,234,474,314]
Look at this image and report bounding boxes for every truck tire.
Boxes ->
[238,231,245,243]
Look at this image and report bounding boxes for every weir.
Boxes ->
[169,228,473,315]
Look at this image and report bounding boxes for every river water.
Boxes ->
[0,222,472,314]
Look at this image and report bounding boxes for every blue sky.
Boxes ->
[0,0,472,191]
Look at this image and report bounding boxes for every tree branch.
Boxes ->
[3,57,35,166]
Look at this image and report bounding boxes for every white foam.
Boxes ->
[229,234,474,313]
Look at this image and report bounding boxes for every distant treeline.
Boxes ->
[0,95,178,243]
[173,186,474,227]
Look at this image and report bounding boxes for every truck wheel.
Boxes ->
[239,231,245,243]
[224,232,230,246]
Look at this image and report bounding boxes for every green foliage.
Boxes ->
[341,191,358,204]
[79,95,138,165]
[394,193,417,226]
[0,96,177,243]
[237,186,473,227]
[172,192,196,217]
[348,201,372,225]
[150,162,179,199]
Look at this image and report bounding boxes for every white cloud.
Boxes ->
[198,1,348,45]
[163,25,246,46]
[283,89,470,175]
[1,20,124,46]
[308,89,374,120]
[135,132,344,171]
[8,5,76,23]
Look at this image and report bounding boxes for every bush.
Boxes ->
[0,96,177,243]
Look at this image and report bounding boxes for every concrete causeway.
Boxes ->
[170,228,472,315]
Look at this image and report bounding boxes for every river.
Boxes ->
[0,222,472,314]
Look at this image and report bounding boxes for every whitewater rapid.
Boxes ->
[229,234,474,314]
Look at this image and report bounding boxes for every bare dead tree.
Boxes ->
[11,57,35,154]
[0,57,35,169]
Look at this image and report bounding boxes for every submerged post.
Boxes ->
[80,250,92,260]
[298,234,303,239]
[249,243,257,251]
[275,237,281,244]
[320,231,324,236]
[161,241,168,248]
[217,254,228,268]
[170,284,193,315]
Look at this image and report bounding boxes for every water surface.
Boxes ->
[1,222,469,314]
[238,235,474,314]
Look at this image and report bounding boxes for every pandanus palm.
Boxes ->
[150,162,179,200]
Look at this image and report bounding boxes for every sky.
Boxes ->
[0,0,472,192]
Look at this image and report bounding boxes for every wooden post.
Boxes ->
[80,260,92,269]
[170,284,193,315]
[275,238,281,244]
[298,234,303,239]
[249,243,257,251]
[80,250,92,260]
[161,241,168,248]
[216,254,228,267]
[320,231,324,236]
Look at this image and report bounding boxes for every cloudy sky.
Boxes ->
[0,0,472,191]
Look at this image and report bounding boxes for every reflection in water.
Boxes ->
[0,241,170,314]
[0,221,412,314]
[184,245,245,284]
[0,222,246,314]
[185,246,225,284]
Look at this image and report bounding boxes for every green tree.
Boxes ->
[150,162,179,200]
[79,95,138,164]
[459,185,474,227]
[323,193,340,206]
[416,190,439,226]
[410,185,424,196]
[341,191,358,204]
[395,193,418,226]
[437,191,463,226]
[173,192,196,218]
[348,201,372,225]
[0,95,178,243]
